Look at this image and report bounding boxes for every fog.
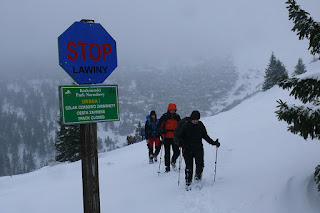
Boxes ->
[1,0,319,79]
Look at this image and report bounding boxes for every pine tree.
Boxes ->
[98,137,103,152]
[276,59,289,79]
[315,165,320,191]
[276,78,320,140]
[55,119,81,162]
[0,134,10,176]
[11,150,22,175]
[1,155,11,176]
[262,53,288,91]
[292,58,307,76]
[135,122,143,142]
[280,0,320,191]
[286,0,320,59]
[104,136,116,151]
[23,150,36,173]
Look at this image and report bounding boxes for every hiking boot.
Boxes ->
[165,166,170,173]
[149,154,154,164]
[195,173,202,181]
[171,161,176,170]
[153,155,158,162]
[149,158,154,164]
[185,183,191,191]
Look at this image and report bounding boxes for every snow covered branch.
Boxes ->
[286,0,320,58]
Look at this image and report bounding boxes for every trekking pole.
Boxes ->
[178,147,182,185]
[214,147,218,182]
[157,142,164,175]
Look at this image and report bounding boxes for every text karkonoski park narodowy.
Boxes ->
[59,85,119,124]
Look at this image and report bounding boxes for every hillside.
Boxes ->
[0,58,263,177]
[0,84,319,213]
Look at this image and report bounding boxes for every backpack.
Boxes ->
[146,115,159,125]
[173,117,190,146]
[140,127,145,136]
[146,115,159,138]
[160,112,181,138]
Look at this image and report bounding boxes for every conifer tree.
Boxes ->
[23,150,36,173]
[276,59,289,79]
[262,53,288,91]
[0,155,4,176]
[276,77,320,140]
[292,58,307,76]
[278,0,320,191]
[286,0,320,59]
[1,155,11,176]
[98,137,103,152]
[135,122,143,142]
[104,136,116,151]
[55,119,81,162]
[0,154,11,176]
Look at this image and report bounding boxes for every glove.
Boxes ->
[159,128,167,134]
[215,139,220,147]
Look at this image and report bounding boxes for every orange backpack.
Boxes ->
[161,115,179,138]
[161,103,179,138]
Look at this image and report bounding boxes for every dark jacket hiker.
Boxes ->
[145,111,161,163]
[173,116,190,147]
[177,110,220,187]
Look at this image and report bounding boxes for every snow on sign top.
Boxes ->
[58,21,117,84]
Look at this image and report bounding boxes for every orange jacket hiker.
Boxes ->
[158,103,181,138]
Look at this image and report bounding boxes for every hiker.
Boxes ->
[145,111,161,163]
[127,135,135,145]
[140,127,145,140]
[126,136,132,145]
[158,103,181,172]
[177,110,220,189]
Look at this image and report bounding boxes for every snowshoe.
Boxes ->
[194,180,202,190]
[185,184,191,191]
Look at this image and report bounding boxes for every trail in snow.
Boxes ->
[1,86,320,213]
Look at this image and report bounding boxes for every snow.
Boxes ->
[1,86,320,213]
[216,67,263,113]
[300,61,320,80]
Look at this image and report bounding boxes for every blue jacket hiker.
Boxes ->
[145,111,161,164]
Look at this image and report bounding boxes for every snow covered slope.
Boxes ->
[0,86,320,213]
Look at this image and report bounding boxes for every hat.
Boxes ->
[150,110,156,116]
[190,111,200,120]
[168,103,177,111]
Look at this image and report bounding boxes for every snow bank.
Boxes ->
[0,86,320,213]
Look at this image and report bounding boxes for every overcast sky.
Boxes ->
[1,0,319,78]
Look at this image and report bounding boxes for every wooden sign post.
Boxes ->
[58,19,118,213]
[80,123,100,213]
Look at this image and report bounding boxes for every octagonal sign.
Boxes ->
[58,22,117,84]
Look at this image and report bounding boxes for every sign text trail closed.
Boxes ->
[59,85,119,124]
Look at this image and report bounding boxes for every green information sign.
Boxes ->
[59,85,119,124]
